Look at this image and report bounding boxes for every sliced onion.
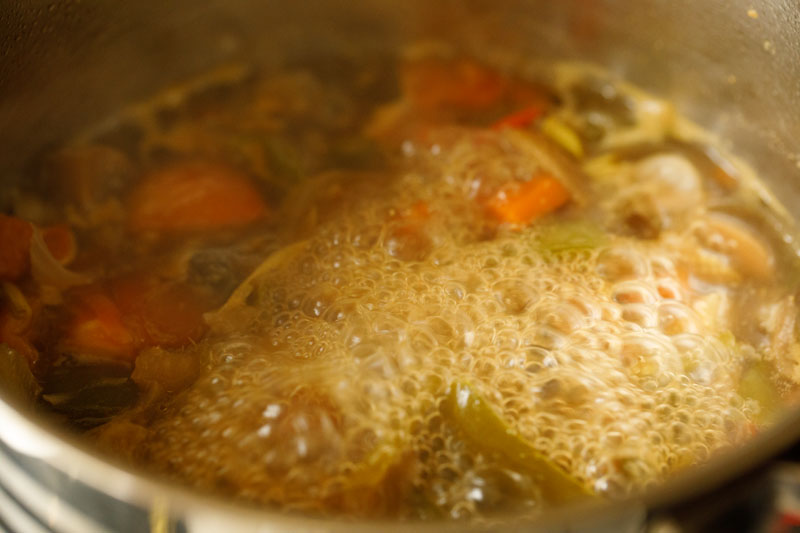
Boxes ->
[29,227,90,290]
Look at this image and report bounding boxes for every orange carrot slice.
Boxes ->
[128,161,268,233]
[487,175,570,225]
[64,289,135,360]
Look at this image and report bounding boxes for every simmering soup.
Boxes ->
[1,46,800,520]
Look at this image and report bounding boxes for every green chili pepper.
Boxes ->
[442,382,593,505]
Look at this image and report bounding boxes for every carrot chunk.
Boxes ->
[0,215,33,281]
[128,161,268,233]
[487,175,570,225]
[64,289,135,360]
[62,274,213,362]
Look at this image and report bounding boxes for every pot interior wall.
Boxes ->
[1,0,799,199]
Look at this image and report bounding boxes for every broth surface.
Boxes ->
[1,48,800,520]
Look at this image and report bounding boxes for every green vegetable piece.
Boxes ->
[536,221,607,253]
[541,115,584,158]
[442,382,593,504]
[739,360,780,426]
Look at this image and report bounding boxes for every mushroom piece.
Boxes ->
[607,153,705,239]
[633,153,704,224]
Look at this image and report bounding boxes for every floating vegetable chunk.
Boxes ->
[535,220,607,253]
[442,382,591,505]
[128,161,268,233]
[487,175,570,225]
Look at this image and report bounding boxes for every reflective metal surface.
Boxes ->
[0,1,799,531]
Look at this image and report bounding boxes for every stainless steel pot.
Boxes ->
[1,1,800,531]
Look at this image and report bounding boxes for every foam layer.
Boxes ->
[139,129,754,518]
